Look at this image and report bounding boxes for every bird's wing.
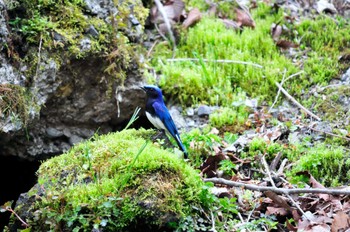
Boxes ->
[152,101,188,157]
[152,101,179,136]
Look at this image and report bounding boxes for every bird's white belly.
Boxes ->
[146,112,166,131]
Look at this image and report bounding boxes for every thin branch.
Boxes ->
[285,194,311,220]
[166,58,263,68]
[269,71,304,113]
[7,207,29,228]
[261,155,276,188]
[204,178,350,195]
[307,125,350,142]
[275,82,321,121]
[146,40,159,58]
[210,210,217,232]
[153,0,176,58]
[269,69,286,112]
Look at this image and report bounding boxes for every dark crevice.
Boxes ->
[0,156,40,230]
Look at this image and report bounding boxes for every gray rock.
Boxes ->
[46,127,64,138]
[86,25,99,37]
[197,105,212,117]
[186,107,194,116]
[69,134,84,145]
[169,106,186,129]
[80,38,92,52]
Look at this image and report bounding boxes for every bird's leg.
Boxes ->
[151,129,173,148]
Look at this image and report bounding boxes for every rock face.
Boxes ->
[0,0,148,160]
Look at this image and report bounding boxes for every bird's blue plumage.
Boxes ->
[141,85,188,158]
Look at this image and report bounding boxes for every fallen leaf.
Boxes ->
[151,0,185,23]
[331,211,350,232]
[200,152,228,177]
[182,8,201,29]
[266,206,288,216]
[276,40,299,49]
[235,8,255,28]
[265,190,292,212]
[271,23,282,41]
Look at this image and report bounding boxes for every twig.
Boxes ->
[261,155,276,188]
[34,34,43,82]
[210,210,217,232]
[269,71,304,113]
[275,82,321,121]
[204,178,350,195]
[307,125,350,142]
[166,58,263,68]
[153,0,176,58]
[285,194,311,220]
[146,40,159,58]
[269,69,286,112]
[6,207,29,228]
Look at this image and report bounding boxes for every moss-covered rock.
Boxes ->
[6,129,208,231]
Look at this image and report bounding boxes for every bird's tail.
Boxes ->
[174,134,188,159]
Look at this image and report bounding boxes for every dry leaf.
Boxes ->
[266,206,288,216]
[331,211,350,232]
[182,8,201,29]
[276,40,299,49]
[271,23,282,41]
[151,0,185,23]
[235,8,255,28]
[265,191,292,211]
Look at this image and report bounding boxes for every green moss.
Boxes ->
[8,0,148,83]
[209,106,250,133]
[21,129,211,231]
[289,144,350,187]
[148,2,350,108]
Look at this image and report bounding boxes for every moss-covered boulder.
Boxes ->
[7,129,208,231]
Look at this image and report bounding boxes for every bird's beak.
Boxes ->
[140,86,146,92]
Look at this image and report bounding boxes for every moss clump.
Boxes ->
[209,106,250,133]
[11,129,210,231]
[289,144,350,187]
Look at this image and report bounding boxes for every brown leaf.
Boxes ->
[151,0,185,23]
[200,152,228,177]
[266,206,288,216]
[265,191,292,212]
[331,211,350,232]
[221,19,240,30]
[271,23,282,41]
[286,218,298,231]
[276,40,299,49]
[182,8,201,29]
[235,8,255,28]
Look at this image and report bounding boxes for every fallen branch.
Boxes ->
[166,58,263,68]
[275,82,321,121]
[204,178,350,195]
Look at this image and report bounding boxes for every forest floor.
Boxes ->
[146,0,350,231]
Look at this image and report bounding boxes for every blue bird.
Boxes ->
[141,85,188,158]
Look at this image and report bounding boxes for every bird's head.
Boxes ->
[141,85,163,99]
